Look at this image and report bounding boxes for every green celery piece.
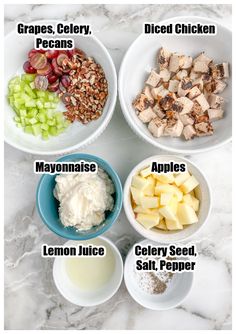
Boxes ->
[44,102,51,108]
[24,85,36,98]
[24,125,33,134]
[47,119,56,126]
[22,74,36,82]
[19,109,27,117]
[37,113,46,123]
[41,123,49,131]
[25,100,36,108]
[36,91,46,98]
[49,126,58,136]
[42,130,49,140]
[32,123,42,136]
[29,117,37,125]
[36,100,44,109]
[14,116,20,122]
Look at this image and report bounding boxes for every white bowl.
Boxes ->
[119,16,232,154]
[4,20,117,155]
[123,155,211,243]
[124,239,194,310]
[53,236,123,307]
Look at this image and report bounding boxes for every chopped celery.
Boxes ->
[24,125,33,134]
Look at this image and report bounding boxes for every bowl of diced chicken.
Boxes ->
[119,16,232,153]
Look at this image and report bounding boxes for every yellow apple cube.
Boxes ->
[166,218,183,230]
[174,172,190,186]
[154,173,175,184]
[159,205,177,221]
[136,213,160,229]
[131,175,148,190]
[177,203,198,225]
[160,193,173,206]
[140,166,152,178]
[130,187,143,205]
[183,194,199,212]
[155,184,183,201]
[143,176,155,196]
[169,195,178,214]
[133,206,152,214]
[140,196,159,209]
[155,219,168,230]
[180,175,199,194]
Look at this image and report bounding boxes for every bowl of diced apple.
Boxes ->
[123,155,211,243]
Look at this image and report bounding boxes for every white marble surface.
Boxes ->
[4,4,232,330]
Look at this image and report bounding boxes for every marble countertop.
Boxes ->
[4,4,232,330]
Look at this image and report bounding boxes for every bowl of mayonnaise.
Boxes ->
[36,153,123,240]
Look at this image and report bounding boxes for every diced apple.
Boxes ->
[183,194,199,212]
[140,166,152,178]
[177,203,198,225]
[169,195,178,214]
[154,173,175,184]
[155,219,167,230]
[143,176,155,196]
[155,184,183,201]
[174,172,190,186]
[140,196,159,209]
[131,187,143,205]
[131,175,149,190]
[160,192,173,205]
[133,206,152,214]
[136,213,160,229]
[180,175,199,194]
[159,205,177,221]
[166,218,183,230]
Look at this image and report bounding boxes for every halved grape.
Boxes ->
[61,93,72,105]
[48,79,60,92]
[45,50,59,59]
[52,59,63,76]
[34,75,48,91]
[30,53,47,70]
[28,49,45,59]
[47,73,59,84]
[61,75,71,88]
[23,61,37,74]
[59,82,67,93]
[57,53,68,67]
[37,63,52,76]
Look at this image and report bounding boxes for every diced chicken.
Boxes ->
[208,93,224,108]
[183,125,196,140]
[151,86,169,99]
[202,72,212,84]
[192,77,204,91]
[164,119,184,137]
[213,80,227,94]
[195,122,213,137]
[159,68,171,82]
[159,94,175,111]
[179,114,194,126]
[169,54,182,73]
[143,86,154,104]
[193,52,212,65]
[194,94,210,112]
[211,63,229,79]
[193,61,209,73]
[133,93,151,112]
[188,86,201,100]
[158,48,172,70]
[138,107,157,123]
[189,70,200,80]
[146,70,161,87]
[176,70,188,80]
[173,97,194,115]
[153,103,165,119]
[208,108,224,121]
[180,56,193,69]
[178,78,193,97]
[148,117,167,137]
[168,79,179,93]
[191,101,204,117]
[166,110,180,120]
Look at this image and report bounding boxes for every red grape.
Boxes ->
[37,63,52,76]
[30,53,47,70]
[48,79,60,92]
[52,59,63,76]
[57,53,68,67]
[47,73,59,84]
[45,50,59,59]
[28,49,45,59]
[23,61,36,74]
[61,75,71,88]
[34,75,48,91]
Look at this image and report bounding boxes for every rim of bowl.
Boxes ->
[123,155,212,243]
[4,20,117,155]
[124,239,194,310]
[36,153,123,240]
[118,16,232,154]
[53,236,124,306]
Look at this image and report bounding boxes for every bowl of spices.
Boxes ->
[53,236,123,306]
[124,239,194,310]
[36,153,123,239]
[5,20,117,155]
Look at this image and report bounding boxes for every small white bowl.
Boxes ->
[123,155,211,243]
[124,239,194,310]
[53,236,123,307]
[119,16,232,154]
[5,20,117,155]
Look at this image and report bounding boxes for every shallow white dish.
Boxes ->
[123,155,211,243]
[53,236,123,307]
[119,16,232,154]
[5,20,117,155]
[124,239,194,310]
